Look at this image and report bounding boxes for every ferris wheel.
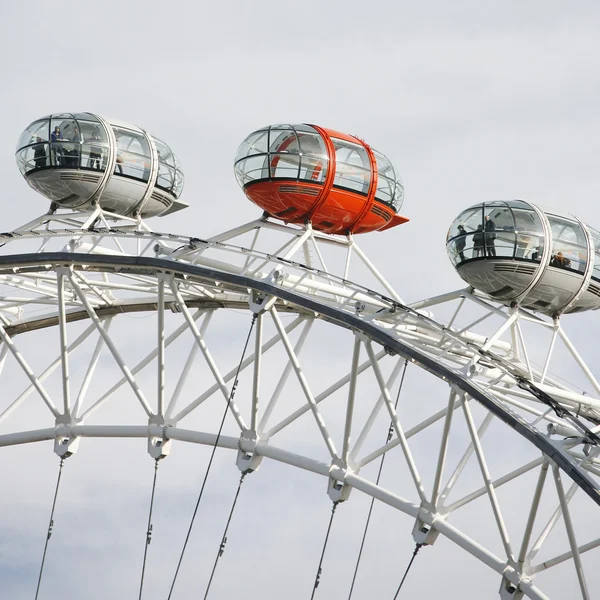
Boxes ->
[2,114,600,600]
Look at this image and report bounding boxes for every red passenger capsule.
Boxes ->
[234,124,408,235]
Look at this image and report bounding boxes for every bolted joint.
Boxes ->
[248,269,283,314]
[54,435,79,458]
[412,507,440,546]
[248,290,274,314]
[236,430,263,474]
[327,464,352,503]
[54,423,79,458]
[499,574,525,600]
[148,422,171,460]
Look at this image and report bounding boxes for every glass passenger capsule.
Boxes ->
[446,200,600,316]
[16,113,186,218]
[234,124,408,235]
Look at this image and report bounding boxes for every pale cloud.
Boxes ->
[1,1,600,599]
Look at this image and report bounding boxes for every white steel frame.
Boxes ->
[0,208,599,599]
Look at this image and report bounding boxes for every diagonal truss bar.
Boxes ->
[364,340,428,505]
[350,357,405,465]
[515,319,534,380]
[558,328,600,396]
[169,280,246,431]
[342,334,361,465]
[258,318,313,435]
[533,537,600,574]
[165,338,200,420]
[518,460,549,570]
[270,306,339,461]
[351,242,403,303]
[0,343,8,378]
[72,319,112,420]
[0,325,60,419]
[527,479,578,565]
[356,395,465,469]
[56,270,71,416]
[446,456,544,513]
[267,348,387,439]
[431,390,458,508]
[79,316,193,422]
[174,315,306,423]
[540,326,559,385]
[462,399,516,564]
[0,323,96,425]
[250,312,263,432]
[438,411,493,507]
[553,464,590,599]
[68,271,153,417]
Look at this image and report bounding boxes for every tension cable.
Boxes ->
[347,360,408,599]
[34,457,66,600]
[202,472,247,599]
[138,458,160,600]
[310,500,340,599]
[167,313,257,600]
[392,542,423,599]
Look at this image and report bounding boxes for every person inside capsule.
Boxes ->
[87,131,103,169]
[33,137,46,168]
[50,126,64,166]
[447,201,546,265]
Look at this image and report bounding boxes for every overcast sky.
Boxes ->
[1,1,600,599]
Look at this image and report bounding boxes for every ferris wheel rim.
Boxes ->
[0,250,598,509]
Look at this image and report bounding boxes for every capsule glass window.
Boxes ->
[234,154,270,186]
[16,118,51,175]
[79,121,108,172]
[588,226,600,282]
[297,130,328,183]
[391,179,404,212]
[235,130,269,161]
[506,201,544,261]
[154,138,176,193]
[373,150,396,208]
[481,203,515,259]
[268,129,301,179]
[547,215,587,274]
[16,140,50,175]
[173,165,184,199]
[331,138,371,195]
[112,127,152,182]
[17,119,50,150]
[447,205,484,241]
[49,117,81,168]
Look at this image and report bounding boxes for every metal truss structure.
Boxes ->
[1,207,600,599]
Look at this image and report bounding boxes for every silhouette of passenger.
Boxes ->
[88,132,103,169]
[115,153,124,175]
[66,126,83,168]
[473,225,485,258]
[484,215,497,257]
[32,137,47,169]
[51,126,64,166]
[455,225,467,262]
[551,252,571,269]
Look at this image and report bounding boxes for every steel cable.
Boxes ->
[202,473,246,599]
[310,501,340,599]
[34,457,65,600]
[166,314,257,600]
[138,459,160,600]
[347,360,408,599]
[392,543,423,599]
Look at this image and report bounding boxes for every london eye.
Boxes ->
[2,113,600,599]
